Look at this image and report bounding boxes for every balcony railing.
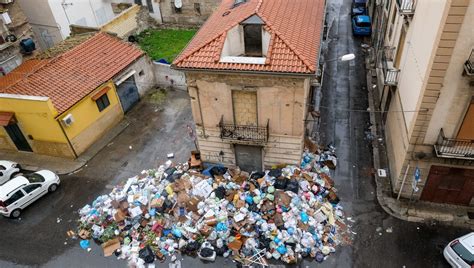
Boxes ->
[219,116,269,144]
[382,53,400,86]
[434,128,474,160]
[397,0,416,15]
[464,49,473,76]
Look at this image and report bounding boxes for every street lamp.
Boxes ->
[325,53,356,63]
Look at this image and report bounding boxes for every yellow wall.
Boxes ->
[0,95,75,157]
[58,81,124,155]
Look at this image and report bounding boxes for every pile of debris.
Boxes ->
[76,146,350,266]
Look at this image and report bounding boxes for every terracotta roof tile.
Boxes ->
[0,32,144,114]
[173,0,325,74]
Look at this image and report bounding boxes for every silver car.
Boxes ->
[444,232,474,268]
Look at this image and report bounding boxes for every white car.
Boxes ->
[0,170,60,218]
[0,160,20,185]
[444,232,474,268]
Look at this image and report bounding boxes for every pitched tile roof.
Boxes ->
[173,0,325,74]
[0,32,144,115]
[0,59,48,89]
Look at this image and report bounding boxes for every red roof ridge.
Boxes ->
[256,10,314,72]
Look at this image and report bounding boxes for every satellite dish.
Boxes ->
[175,0,182,9]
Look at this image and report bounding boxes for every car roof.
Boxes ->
[0,176,29,200]
[0,160,15,167]
[356,15,371,23]
[460,232,474,254]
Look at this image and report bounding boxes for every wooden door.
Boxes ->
[457,98,474,140]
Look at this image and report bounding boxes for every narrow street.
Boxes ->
[318,0,471,267]
[0,1,470,268]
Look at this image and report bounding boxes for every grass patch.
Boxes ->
[138,29,197,63]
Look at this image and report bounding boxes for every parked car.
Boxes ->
[0,170,60,218]
[351,0,368,16]
[444,232,474,268]
[352,15,372,36]
[0,160,20,185]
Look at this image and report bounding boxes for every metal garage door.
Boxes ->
[116,76,140,113]
[420,166,474,206]
[234,145,262,172]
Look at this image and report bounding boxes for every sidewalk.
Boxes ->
[364,52,474,229]
[0,119,130,175]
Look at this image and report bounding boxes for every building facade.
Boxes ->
[173,0,325,171]
[0,0,35,76]
[372,0,474,206]
[17,0,115,50]
[0,33,153,158]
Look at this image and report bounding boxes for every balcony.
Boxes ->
[434,128,474,160]
[464,49,473,76]
[396,0,416,15]
[219,116,269,144]
[382,51,400,86]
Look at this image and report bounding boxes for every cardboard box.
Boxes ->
[101,238,121,257]
[227,239,243,251]
[78,229,90,240]
[114,210,127,222]
[186,196,202,212]
[177,191,190,206]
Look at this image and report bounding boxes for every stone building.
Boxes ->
[370,0,474,205]
[159,0,221,25]
[173,0,325,171]
[0,0,35,75]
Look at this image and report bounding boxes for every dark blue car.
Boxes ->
[352,0,367,16]
[352,15,372,36]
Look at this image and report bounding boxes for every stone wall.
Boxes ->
[153,62,186,90]
[159,0,221,25]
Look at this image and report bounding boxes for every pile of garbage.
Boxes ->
[76,146,351,266]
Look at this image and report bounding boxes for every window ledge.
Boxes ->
[220,56,266,65]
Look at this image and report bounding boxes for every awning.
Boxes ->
[91,86,111,101]
[0,112,15,126]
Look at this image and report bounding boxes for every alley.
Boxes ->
[318,0,471,267]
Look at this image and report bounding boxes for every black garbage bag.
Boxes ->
[250,171,265,180]
[274,177,287,190]
[210,166,227,177]
[166,172,182,183]
[248,202,259,212]
[214,245,228,256]
[139,246,155,263]
[164,167,176,178]
[286,179,299,194]
[268,169,282,178]
[200,248,214,258]
[183,241,201,256]
[163,199,174,211]
[214,186,226,200]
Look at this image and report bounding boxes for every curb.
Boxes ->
[364,54,474,229]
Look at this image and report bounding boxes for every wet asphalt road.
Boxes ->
[0,0,471,267]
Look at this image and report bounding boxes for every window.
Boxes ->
[96,93,110,112]
[146,0,154,13]
[24,173,45,183]
[243,24,262,57]
[0,165,5,170]
[194,3,201,15]
[23,184,41,194]
[4,190,25,206]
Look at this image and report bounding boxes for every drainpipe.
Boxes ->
[195,87,207,139]
[58,120,78,159]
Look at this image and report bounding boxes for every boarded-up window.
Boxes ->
[232,90,257,126]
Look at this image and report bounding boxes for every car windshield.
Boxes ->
[356,21,371,27]
[452,243,474,265]
[0,165,5,170]
[24,173,45,183]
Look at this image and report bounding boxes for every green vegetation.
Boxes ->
[138,29,197,63]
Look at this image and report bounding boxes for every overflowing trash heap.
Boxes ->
[76,145,352,266]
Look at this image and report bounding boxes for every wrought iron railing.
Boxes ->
[219,116,269,144]
[397,0,416,15]
[382,53,400,86]
[464,49,473,76]
[434,128,474,160]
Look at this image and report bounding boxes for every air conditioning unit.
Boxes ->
[62,114,74,127]
[0,0,14,5]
